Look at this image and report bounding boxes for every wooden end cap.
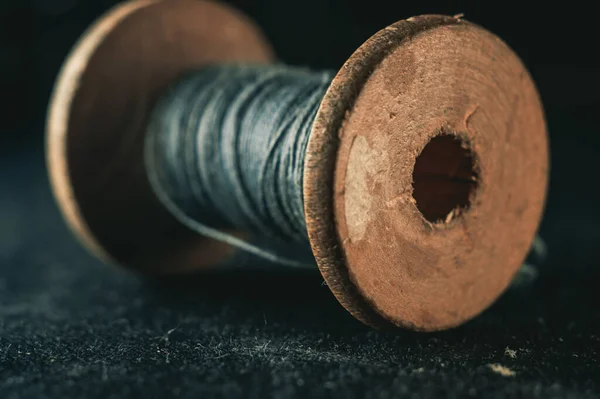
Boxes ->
[305,15,548,331]
[46,0,273,273]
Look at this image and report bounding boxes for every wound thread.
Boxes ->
[145,65,334,266]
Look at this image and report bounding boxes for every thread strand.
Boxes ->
[145,64,334,266]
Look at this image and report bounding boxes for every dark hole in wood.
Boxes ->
[412,134,478,223]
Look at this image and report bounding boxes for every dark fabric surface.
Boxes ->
[1,103,600,398]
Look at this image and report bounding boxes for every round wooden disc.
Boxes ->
[47,0,274,273]
[305,15,548,331]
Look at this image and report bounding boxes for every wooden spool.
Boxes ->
[47,0,548,331]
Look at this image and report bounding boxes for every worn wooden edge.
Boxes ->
[46,0,160,266]
[304,15,548,331]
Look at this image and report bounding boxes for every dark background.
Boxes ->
[1,1,599,398]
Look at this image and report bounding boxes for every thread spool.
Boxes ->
[46,0,548,331]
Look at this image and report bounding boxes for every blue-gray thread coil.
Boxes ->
[146,65,333,267]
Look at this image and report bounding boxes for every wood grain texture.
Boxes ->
[305,15,548,331]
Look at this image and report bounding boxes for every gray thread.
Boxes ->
[145,65,333,267]
[145,63,547,275]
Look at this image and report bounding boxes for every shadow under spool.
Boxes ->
[46,0,549,331]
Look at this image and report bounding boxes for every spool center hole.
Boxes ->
[412,134,478,223]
